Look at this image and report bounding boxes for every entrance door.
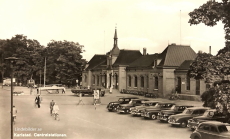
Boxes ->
[177,77,181,93]
[196,80,200,95]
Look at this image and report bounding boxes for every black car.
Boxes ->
[168,107,209,128]
[130,101,160,116]
[142,102,176,120]
[188,109,229,130]
[116,99,149,114]
[158,105,194,122]
[107,97,139,112]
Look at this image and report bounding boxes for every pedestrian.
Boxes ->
[62,88,65,94]
[13,106,17,124]
[50,100,55,116]
[52,102,59,119]
[109,86,113,94]
[35,95,41,108]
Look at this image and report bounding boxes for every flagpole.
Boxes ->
[44,57,46,87]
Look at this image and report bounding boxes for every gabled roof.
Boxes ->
[113,49,142,66]
[175,60,194,71]
[158,44,197,67]
[128,54,159,68]
[85,55,106,70]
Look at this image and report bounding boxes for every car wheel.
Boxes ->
[194,136,200,139]
[151,114,156,120]
[108,109,112,112]
[180,121,187,128]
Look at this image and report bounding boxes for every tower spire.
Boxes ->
[113,25,118,48]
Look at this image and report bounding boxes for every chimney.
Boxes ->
[209,46,211,54]
[143,47,146,55]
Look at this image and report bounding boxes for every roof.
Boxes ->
[113,49,142,66]
[175,60,194,71]
[186,107,210,110]
[158,44,197,67]
[85,55,106,70]
[127,54,159,68]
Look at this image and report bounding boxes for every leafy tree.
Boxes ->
[1,35,44,85]
[188,0,230,51]
[189,0,230,115]
[44,40,86,86]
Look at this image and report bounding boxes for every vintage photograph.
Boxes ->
[0,0,230,139]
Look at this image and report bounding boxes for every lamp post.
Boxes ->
[5,57,18,139]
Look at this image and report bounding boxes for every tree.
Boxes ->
[44,40,86,86]
[1,35,44,85]
[188,0,230,51]
[189,0,230,115]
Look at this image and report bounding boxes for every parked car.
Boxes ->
[158,105,194,122]
[190,121,230,139]
[117,99,149,114]
[130,101,160,116]
[168,107,209,128]
[107,97,139,112]
[188,109,229,130]
[142,102,176,120]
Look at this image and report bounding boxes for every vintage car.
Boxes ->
[190,121,230,139]
[142,102,176,120]
[71,88,105,97]
[107,97,139,112]
[130,101,159,116]
[157,105,194,122]
[168,107,209,128]
[116,98,149,114]
[188,109,228,130]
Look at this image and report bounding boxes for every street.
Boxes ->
[0,86,203,139]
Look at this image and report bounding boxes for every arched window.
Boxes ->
[154,76,158,89]
[128,75,131,87]
[186,75,190,90]
[85,75,87,83]
[134,75,138,87]
[141,76,144,87]
[147,76,149,88]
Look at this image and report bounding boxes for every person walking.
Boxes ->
[50,100,55,115]
[35,95,41,108]
[109,86,113,94]
[52,102,59,120]
[13,106,17,124]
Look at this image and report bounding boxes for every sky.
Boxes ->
[0,0,226,61]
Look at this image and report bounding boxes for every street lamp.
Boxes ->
[5,57,19,139]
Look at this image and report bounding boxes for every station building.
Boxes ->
[82,29,206,98]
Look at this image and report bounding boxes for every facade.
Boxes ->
[82,28,206,97]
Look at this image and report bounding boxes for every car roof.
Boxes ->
[143,101,159,103]
[132,99,149,101]
[175,105,194,107]
[201,121,228,126]
[186,107,209,110]
[158,102,175,105]
[119,97,139,99]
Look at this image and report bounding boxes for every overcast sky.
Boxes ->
[0,0,225,61]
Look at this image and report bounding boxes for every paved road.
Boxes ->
[0,86,203,139]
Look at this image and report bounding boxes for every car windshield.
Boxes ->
[118,98,124,102]
[218,125,228,133]
[129,100,136,104]
[182,109,193,114]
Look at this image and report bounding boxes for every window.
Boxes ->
[186,75,190,90]
[85,75,87,83]
[128,75,131,87]
[210,126,218,132]
[134,76,138,87]
[141,76,144,87]
[97,75,100,86]
[154,77,158,89]
[147,76,149,88]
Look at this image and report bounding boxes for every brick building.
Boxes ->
[82,28,206,98]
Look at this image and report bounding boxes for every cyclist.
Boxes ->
[13,106,17,124]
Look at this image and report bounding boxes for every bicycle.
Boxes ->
[54,113,60,121]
